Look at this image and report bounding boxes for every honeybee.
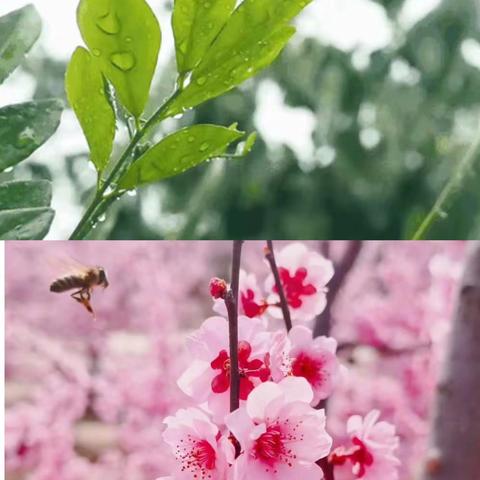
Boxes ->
[49,256,109,318]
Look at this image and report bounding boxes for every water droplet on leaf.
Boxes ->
[110,52,136,71]
[127,190,137,197]
[187,136,195,143]
[199,142,209,152]
[96,11,121,35]
[92,48,101,57]
[98,214,106,222]
[196,76,207,86]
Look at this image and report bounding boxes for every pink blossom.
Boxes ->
[226,377,332,480]
[177,316,271,421]
[270,325,341,404]
[162,407,233,480]
[265,243,334,322]
[213,270,269,320]
[330,410,400,480]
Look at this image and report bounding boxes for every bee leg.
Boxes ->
[71,289,84,303]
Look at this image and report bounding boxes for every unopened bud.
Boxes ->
[209,277,228,299]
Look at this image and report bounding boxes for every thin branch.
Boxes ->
[412,121,480,240]
[318,457,335,480]
[225,240,243,412]
[313,241,362,338]
[422,241,480,480]
[265,240,292,331]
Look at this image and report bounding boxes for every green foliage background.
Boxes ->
[6,0,480,239]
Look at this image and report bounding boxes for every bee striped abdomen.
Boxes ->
[50,276,86,293]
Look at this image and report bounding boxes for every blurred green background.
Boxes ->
[1,0,480,239]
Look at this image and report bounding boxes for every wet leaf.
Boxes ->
[0,4,42,84]
[77,0,161,118]
[0,180,54,239]
[0,208,54,239]
[66,47,115,174]
[119,124,244,189]
[0,99,63,172]
[166,0,311,116]
[242,131,257,155]
[172,0,235,74]
[0,179,52,209]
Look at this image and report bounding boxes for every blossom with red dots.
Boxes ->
[177,316,271,422]
[213,270,269,321]
[329,410,400,480]
[162,407,233,480]
[270,325,342,405]
[225,377,332,480]
[265,243,334,322]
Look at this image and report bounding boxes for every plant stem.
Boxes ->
[313,241,362,338]
[69,90,181,240]
[318,457,335,480]
[412,122,480,240]
[265,240,292,331]
[225,240,243,412]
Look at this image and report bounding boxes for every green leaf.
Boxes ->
[165,0,311,116]
[0,4,42,84]
[242,131,257,155]
[0,179,52,209]
[77,0,161,118]
[0,179,54,239]
[119,124,244,189]
[0,99,63,172]
[66,47,115,174]
[172,0,235,74]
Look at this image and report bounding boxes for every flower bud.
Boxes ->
[209,277,228,299]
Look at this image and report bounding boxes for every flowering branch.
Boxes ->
[225,240,244,412]
[422,241,480,480]
[313,241,362,338]
[265,240,292,331]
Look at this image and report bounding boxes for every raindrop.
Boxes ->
[92,48,101,57]
[96,11,121,35]
[127,190,137,197]
[98,214,106,222]
[173,113,184,120]
[110,51,136,71]
[125,36,132,43]
[187,136,195,143]
[103,186,114,197]
[199,142,209,152]
[438,210,448,219]
[4,166,14,173]
[196,76,207,86]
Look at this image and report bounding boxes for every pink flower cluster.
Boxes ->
[162,243,400,480]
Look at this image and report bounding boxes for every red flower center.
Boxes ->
[210,341,270,400]
[253,425,284,467]
[241,289,269,318]
[192,440,216,471]
[176,438,216,478]
[291,351,323,385]
[275,267,317,308]
[329,437,374,478]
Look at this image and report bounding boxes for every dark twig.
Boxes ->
[318,457,335,480]
[225,240,243,412]
[313,241,362,338]
[265,240,292,331]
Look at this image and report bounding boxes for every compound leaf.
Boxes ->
[165,0,312,116]
[77,0,161,118]
[0,99,63,172]
[172,0,235,74]
[0,4,42,84]
[119,124,244,189]
[66,47,115,174]
[0,180,54,239]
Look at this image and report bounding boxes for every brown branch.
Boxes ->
[225,240,243,412]
[318,457,335,480]
[422,241,480,480]
[265,240,292,331]
[313,241,362,338]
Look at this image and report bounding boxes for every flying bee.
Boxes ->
[49,256,109,318]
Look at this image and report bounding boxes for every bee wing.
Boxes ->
[47,255,94,279]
